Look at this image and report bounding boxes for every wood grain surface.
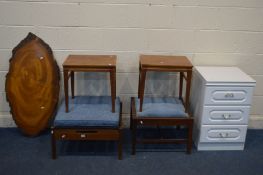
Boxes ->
[140,55,193,68]
[5,33,60,136]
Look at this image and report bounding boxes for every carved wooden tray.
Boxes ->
[6,33,60,136]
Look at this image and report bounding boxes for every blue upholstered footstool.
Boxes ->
[54,96,121,128]
[131,97,193,154]
[51,96,123,160]
[135,97,188,118]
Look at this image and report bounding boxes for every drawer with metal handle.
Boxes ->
[199,125,247,143]
[58,130,98,140]
[204,86,254,105]
[54,129,120,140]
[202,106,250,125]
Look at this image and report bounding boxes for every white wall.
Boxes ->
[0,0,263,128]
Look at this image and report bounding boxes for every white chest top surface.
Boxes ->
[195,66,256,84]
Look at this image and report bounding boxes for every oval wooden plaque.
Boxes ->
[6,33,60,136]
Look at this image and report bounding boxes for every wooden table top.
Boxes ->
[140,55,193,69]
[63,55,116,68]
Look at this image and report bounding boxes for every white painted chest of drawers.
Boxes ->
[190,66,256,150]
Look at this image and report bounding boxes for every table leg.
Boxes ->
[185,70,192,113]
[179,72,183,100]
[131,121,137,155]
[138,64,141,98]
[110,69,116,112]
[118,130,123,160]
[70,71,74,99]
[187,121,193,154]
[63,70,69,112]
[139,70,146,112]
[51,129,56,159]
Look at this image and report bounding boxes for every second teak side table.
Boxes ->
[131,55,194,155]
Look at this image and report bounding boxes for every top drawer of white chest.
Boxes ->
[204,86,254,105]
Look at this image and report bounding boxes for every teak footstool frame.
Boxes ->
[51,104,123,160]
[131,55,194,154]
[51,55,123,160]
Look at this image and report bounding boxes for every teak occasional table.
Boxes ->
[138,55,193,113]
[63,55,116,112]
[131,55,194,154]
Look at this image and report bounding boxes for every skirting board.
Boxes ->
[248,115,263,129]
[0,113,262,129]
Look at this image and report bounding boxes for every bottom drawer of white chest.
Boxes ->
[200,125,247,143]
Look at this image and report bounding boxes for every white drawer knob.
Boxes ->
[219,133,229,138]
[140,120,143,124]
[61,134,66,139]
[222,114,231,119]
[80,134,86,138]
[225,93,234,98]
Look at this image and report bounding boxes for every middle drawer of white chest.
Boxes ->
[202,106,250,125]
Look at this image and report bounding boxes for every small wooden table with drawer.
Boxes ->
[190,66,256,150]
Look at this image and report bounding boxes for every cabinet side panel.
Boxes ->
[190,69,206,144]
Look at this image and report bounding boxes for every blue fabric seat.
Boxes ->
[135,97,188,118]
[53,96,120,128]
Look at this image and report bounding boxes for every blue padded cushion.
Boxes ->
[53,96,120,127]
[135,97,188,118]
